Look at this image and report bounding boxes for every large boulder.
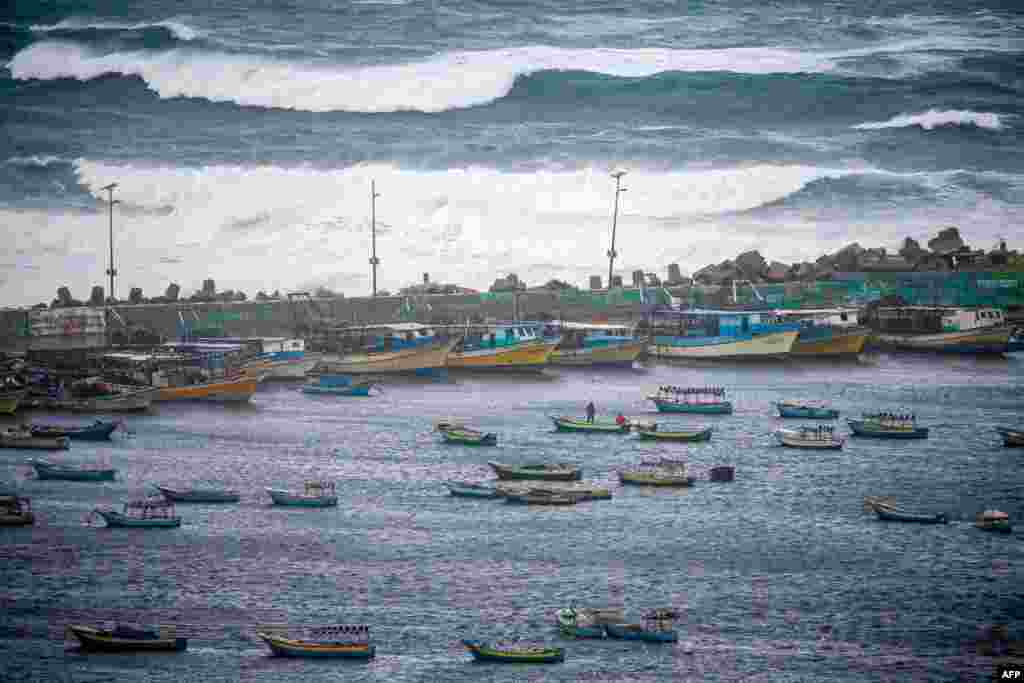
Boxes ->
[55,286,75,307]
[789,262,816,281]
[88,286,105,306]
[735,250,767,280]
[165,283,180,302]
[899,237,928,264]
[129,287,144,304]
[764,261,790,283]
[928,227,965,255]
[832,243,864,271]
[694,260,744,285]
[913,253,952,272]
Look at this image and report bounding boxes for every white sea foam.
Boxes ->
[29,18,200,41]
[854,110,1008,131]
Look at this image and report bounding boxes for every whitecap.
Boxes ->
[853,110,1008,131]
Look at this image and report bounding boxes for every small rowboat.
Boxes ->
[488,461,582,481]
[257,629,375,659]
[301,382,373,397]
[93,498,182,528]
[774,427,844,450]
[0,429,69,450]
[647,396,732,415]
[441,428,497,446]
[976,510,1012,534]
[30,420,118,441]
[995,426,1024,447]
[446,481,500,498]
[636,427,712,442]
[868,499,947,524]
[775,401,839,420]
[550,416,629,433]
[0,495,34,526]
[619,468,695,487]
[848,419,928,439]
[32,460,117,482]
[463,639,564,663]
[496,482,612,501]
[267,481,338,507]
[156,486,240,503]
[504,490,577,505]
[66,624,187,652]
[435,419,468,432]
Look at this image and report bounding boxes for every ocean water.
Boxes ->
[1,1,1022,304]
[0,356,1022,681]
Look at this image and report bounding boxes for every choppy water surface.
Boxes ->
[1,355,1022,681]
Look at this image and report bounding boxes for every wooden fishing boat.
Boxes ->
[267,481,338,507]
[0,388,27,415]
[976,510,1012,534]
[156,485,240,503]
[66,624,187,652]
[446,325,556,371]
[441,427,497,446]
[867,499,947,524]
[93,498,181,528]
[636,427,712,442]
[619,460,695,487]
[548,322,646,367]
[0,428,69,450]
[774,427,844,450]
[463,639,564,663]
[550,416,629,433]
[312,327,459,375]
[488,461,582,481]
[446,481,500,498]
[775,401,839,420]
[848,417,928,439]
[32,460,117,482]
[605,609,679,642]
[30,420,118,441]
[495,481,612,501]
[504,490,577,505]
[647,387,733,414]
[39,386,158,412]
[555,608,607,638]
[155,375,258,402]
[0,495,34,526]
[256,625,375,658]
[995,426,1024,447]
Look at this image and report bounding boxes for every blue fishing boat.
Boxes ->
[267,481,338,507]
[648,308,800,360]
[92,498,181,528]
[647,386,732,414]
[446,481,500,498]
[33,460,117,481]
[30,420,119,441]
[848,415,928,439]
[775,401,839,420]
[604,609,679,642]
[301,374,374,396]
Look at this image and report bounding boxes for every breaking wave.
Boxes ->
[853,109,1008,131]
[29,18,200,41]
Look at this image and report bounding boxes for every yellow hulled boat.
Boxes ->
[313,324,460,375]
[155,375,259,402]
[446,325,556,371]
[791,328,869,357]
[547,322,646,367]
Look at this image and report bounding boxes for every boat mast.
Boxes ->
[101,182,119,302]
[369,180,381,297]
[606,170,627,290]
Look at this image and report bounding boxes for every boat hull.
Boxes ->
[34,464,116,481]
[619,471,695,486]
[155,377,258,402]
[0,389,26,415]
[872,505,947,524]
[605,624,678,642]
[1,434,70,450]
[549,340,646,367]
[441,429,497,445]
[37,387,157,412]
[313,338,458,375]
[996,427,1024,447]
[774,430,844,449]
[791,328,869,357]
[776,403,839,419]
[446,482,500,498]
[488,461,582,481]
[67,626,187,652]
[551,417,629,433]
[96,510,182,528]
[31,421,118,441]
[463,640,564,663]
[636,428,712,442]
[650,330,798,360]
[649,398,732,414]
[266,489,338,507]
[301,384,371,396]
[446,340,556,371]
[257,633,375,658]
[264,355,323,380]
[848,420,929,439]
[0,512,34,526]
[870,325,1012,354]
[556,610,606,638]
[156,486,240,503]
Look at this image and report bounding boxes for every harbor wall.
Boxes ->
[2,272,1022,351]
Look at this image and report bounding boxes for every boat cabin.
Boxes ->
[774,308,862,329]
[304,481,335,496]
[457,324,541,352]
[123,498,176,519]
[649,308,798,339]
[871,306,1006,335]
[550,322,636,350]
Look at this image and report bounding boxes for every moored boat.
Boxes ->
[976,510,1012,533]
[495,481,612,501]
[156,485,240,503]
[775,401,839,419]
[441,427,498,446]
[155,375,258,402]
[648,308,799,361]
[92,498,182,528]
[546,322,646,367]
[462,639,564,663]
[32,460,117,481]
[446,324,556,371]
[0,494,34,526]
[446,481,500,498]
[0,388,27,415]
[504,490,577,505]
[312,324,459,375]
[267,481,338,507]
[647,386,732,414]
[66,624,187,652]
[0,427,69,450]
[774,426,844,450]
[619,459,695,487]
[848,415,928,439]
[256,625,375,658]
[636,427,712,442]
[550,415,630,433]
[488,461,582,481]
[301,378,374,396]
[995,426,1024,447]
[775,308,869,358]
[605,609,679,642]
[866,306,1012,354]
[37,386,158,412]
[555,608,611,638]
[30,420,118,441]
[866,498,947,524]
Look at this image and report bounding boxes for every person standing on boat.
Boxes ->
[586,401,595,424]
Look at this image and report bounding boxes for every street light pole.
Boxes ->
[369,180,381,297]
[607,171,627,290]
[101,182,119,302]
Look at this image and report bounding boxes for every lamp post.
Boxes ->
[369,180,381,297]
[101,182,119,302]
[607,171,627,290]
